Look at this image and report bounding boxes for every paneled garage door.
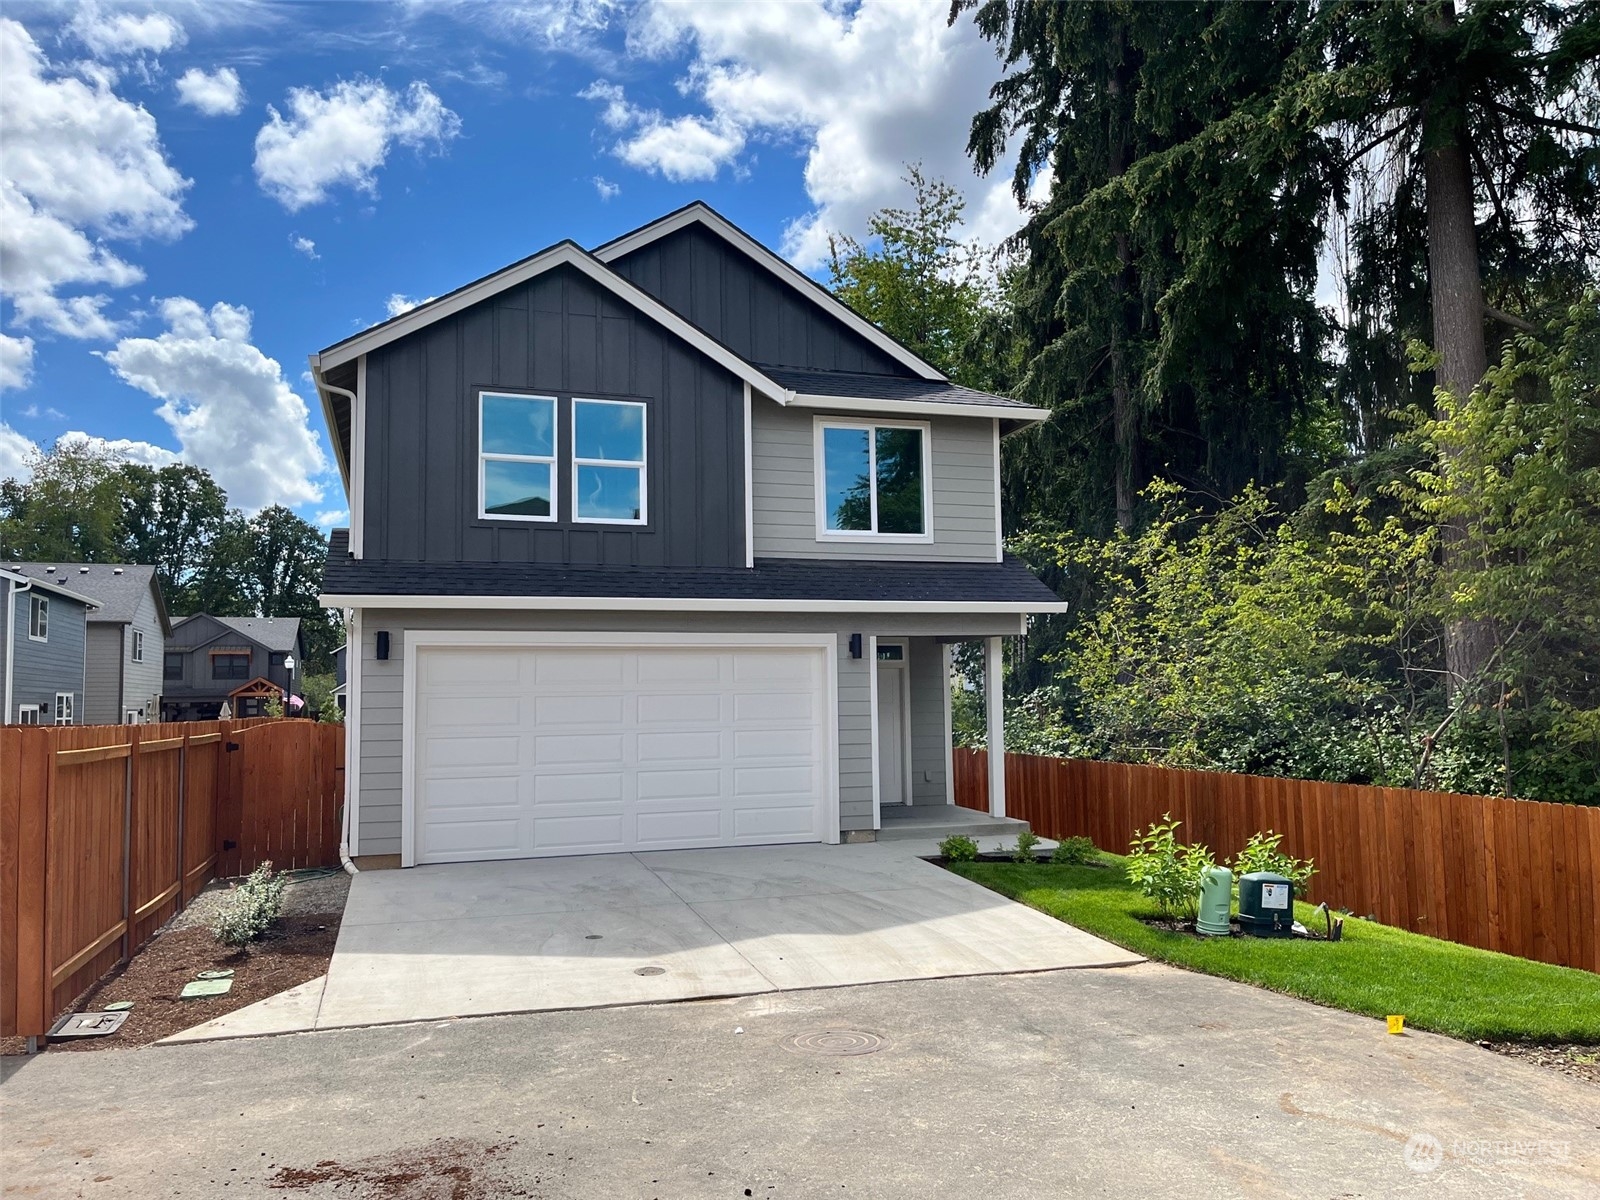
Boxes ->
[411,642,830,864]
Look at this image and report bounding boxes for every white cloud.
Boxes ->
[176,66,245,116]
[56,429,180,467]
[68,4,186,59]
[0,333,36,390]
[0,423,36,480]
[102,297,327,510]
[253,78,462,210]
[291,233,319,259]
[315,508,349,528]
[591,1,1035,268]
[385,293,436,318]
[0,19,191,338]
[413,0,624,55]
[591,175,620,201]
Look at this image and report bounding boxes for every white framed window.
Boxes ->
[28,594,48,641]
[131,629,144,662]
[479,391,557,522]
[54,692,74,725]
[16,705,40,725]
[814,418,932,541]
[572,398,647,524]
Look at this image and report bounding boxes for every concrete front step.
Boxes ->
[876,806,1033,842]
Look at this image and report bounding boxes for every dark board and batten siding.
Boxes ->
[362,263,746,568]
[607,225,913,378]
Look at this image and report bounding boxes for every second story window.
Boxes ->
[28,594,48,641]
[573,399,647,523]
[480,392,556,521]
[816,419,929,539]
[131,629,144,662]
[213,653,251,681]
[164,652,184,681]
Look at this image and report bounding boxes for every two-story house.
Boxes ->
[8,564,172,723]
[313,202,1065,868]
[3,568,98,724]
[161,615,306,721]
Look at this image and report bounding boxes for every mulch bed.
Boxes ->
[0,912,341,1054]
[1137,915,1335,941]
[1484,1042,1600,1087]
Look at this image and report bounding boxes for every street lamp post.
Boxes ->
[283,654,296,716]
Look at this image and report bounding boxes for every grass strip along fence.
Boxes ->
[1,719,344,1041]
[955,748,1599,975]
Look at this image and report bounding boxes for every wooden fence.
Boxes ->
[1,719,345,1040]
[955,749,1600,975]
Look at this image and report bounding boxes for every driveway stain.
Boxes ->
[267,1136,538,1198]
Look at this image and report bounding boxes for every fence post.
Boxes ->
[175,729,188,916]
[120,726,141,963]
[216,719,234,877]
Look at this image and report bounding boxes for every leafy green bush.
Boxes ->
[1125,815,1213,919]
[1231,830,1316,893]
[1011,829,1042,863]
[1051,836,1098,866]
[939,834,979,862]
[212,862,287,947]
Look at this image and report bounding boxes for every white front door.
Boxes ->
[876,660,907,807]
[411,642,831,865]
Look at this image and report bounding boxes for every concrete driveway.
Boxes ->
[5,964,1594,1198]
[170,842,1136,1040]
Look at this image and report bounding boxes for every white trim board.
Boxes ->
[321,593,1070,615]
[398,630,842,867]
[593,202,946,382]
[789,392,1051,423]
[312,242,792,404]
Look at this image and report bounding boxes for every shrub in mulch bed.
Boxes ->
[1137,915,1334,941]
[0,912,342,1055]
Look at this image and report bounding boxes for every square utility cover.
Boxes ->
[49,1011,129,1040]
[180,978,234,999]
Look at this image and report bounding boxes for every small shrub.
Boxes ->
[212,862,288,947]
[939,834,980,862]
[1051,836,1098,866]
[1011,829,1042,863]
[1126,814,1214,919]
[262,693,285,719]
[1231,830,1316,894]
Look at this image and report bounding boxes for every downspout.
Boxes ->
[3,574,31,723]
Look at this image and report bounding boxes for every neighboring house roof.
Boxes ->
[319,531,1066,614]
[760,367,1048,421]
[171,614,303,653]
[591,201,946,382]
[7,563,170,632]
[0,567,100,609]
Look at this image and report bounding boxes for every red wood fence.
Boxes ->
[1,719,345,1039]
[955,749,1600,975]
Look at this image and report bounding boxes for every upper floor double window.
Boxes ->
[213,653,251,680]
[479,392,647,525]
[815,418,930,541]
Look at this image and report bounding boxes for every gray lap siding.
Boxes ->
[8,594,88,722]
[350,609,1014,857]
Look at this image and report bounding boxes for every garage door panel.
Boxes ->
[415,644,828,863]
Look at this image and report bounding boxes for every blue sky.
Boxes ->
[0,1,1037,528]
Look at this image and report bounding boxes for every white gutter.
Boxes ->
[320,592,1070,615]
[3,575,25,723]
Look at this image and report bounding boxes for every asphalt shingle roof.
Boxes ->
[321,531,1061,607]
[756,366,1038,411]
[8,562,162,626]
[170,614,303,652]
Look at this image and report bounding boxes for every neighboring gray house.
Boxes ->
[161,615,306,721]
[9,564,172,724]
[2,568,98,725]
[312,201,1065,868]
[331,643,347,713]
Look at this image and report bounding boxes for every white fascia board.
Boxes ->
[593,204,947,383]
[320,592,1070,615]
[314,243,792,402]
[788,392,1052,423]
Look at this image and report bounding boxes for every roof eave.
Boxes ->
[320,592,1068,614]
[785,392,1052,423]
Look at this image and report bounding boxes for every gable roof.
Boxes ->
[172,614,302,653]
[592,202,946,382]
[7,563,170,631]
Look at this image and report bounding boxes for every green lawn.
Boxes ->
[950,856,1600,1043]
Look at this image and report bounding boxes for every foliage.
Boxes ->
[1231,831,1316,895]
[1010,829,1041,864]
[262,693,285,719]
[951,858,1600,1043]
[212,862,287,947]
[300,672,343,723]
[1124,815,1213,920]
[1050,836,1098,867]
[939,834,980,863]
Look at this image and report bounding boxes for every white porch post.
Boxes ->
[985,635,1006,819]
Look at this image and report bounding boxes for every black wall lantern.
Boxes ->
[376,630,390,661]
[848,633,863,660]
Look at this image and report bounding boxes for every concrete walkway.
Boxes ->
[164,841,1136,1042]
[8,964,1594,1198]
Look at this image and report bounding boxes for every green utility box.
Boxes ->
[1237,871,1295,937]
[1197,865,1233,936]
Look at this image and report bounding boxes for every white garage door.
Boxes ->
[412,643,830,864]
